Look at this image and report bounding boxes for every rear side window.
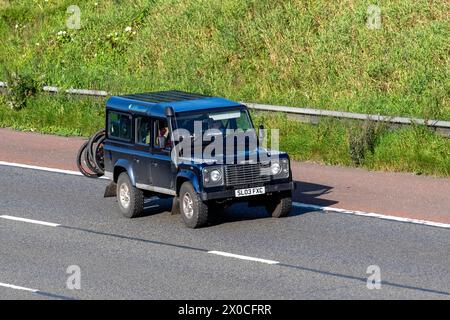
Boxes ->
[108,112,132,141]
[135,117,151,145]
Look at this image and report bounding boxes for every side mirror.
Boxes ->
[258,124,265,142]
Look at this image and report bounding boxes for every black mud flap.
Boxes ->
[104,182,117,198]
[171,196,180,215]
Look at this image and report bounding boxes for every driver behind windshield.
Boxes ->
[209,119,224,131]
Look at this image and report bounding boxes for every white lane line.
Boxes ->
[0,161,82,176]
[208,251,279,265]
[0,282,38,293]
[295,203,450,229]
[1,160,449,230]
[0,161,108,179]
[0,215,61,227]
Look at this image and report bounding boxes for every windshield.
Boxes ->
[175,108,253,134]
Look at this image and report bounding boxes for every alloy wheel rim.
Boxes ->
[182,193,194,219]
[119,183,131,209]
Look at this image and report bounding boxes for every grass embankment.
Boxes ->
[0,0,449,176]
[0,94,448,177]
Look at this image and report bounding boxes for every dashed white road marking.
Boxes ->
[208,251,279,265]
[1,160,449,229]
[0,282,38,293]
[295,203,450,229]
[0,215,61,227]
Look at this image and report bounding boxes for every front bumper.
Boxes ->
[200,181,294,201]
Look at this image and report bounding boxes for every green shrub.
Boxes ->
[4,70,40,110]
[348,121,383,165]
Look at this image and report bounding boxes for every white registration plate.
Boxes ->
[235,187,266,198]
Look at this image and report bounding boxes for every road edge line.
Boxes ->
[294,203,450,229]
[0,215,61,227]
[0,160,108,179]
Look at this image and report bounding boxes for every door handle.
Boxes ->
[152,162,158,167]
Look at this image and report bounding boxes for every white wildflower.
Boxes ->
[124,26,132,32]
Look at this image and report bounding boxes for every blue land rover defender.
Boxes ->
[101,91,293,228]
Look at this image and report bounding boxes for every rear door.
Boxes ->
[133,116,153,186]
[150,117,176,192]
[104,110,134,175]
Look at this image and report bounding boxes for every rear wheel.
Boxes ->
[180,182,209,228]
[117,172,144,218]
[266,192,292,218]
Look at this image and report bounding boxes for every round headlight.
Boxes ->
[210,169,222,182]
[271,162,281,175]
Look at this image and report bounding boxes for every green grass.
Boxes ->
[253,112,450,177]
[1,0,448,119]
[0,93,447,177]
[0,0,449,176]
[0,94,104,136]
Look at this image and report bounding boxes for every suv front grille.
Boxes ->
[225,163,271,187]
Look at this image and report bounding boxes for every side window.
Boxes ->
[108,112,132,141]
[153,118,172,151]
[135,117,151,145]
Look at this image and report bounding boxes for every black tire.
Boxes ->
[266,192,292,218]
[208,202,225,215]
[206,202,226,224]
[76,141,101,178]
[179,182,209,228]
[116,172,144,218]
[88,129,105,175]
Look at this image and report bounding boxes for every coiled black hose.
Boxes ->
[76,129,105,178]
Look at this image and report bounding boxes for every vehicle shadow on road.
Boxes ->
[139,197,173,217]
[293,180,338,207]
[208,180,339,226]
[135,181,339,224]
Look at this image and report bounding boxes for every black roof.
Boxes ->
[119,90,211,104]
[107,90,243,117]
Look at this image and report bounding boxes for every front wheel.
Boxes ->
[179,182,209,228]
[116,172,144,218]
[266,192,292,218]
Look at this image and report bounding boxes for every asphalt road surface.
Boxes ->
[0,165,449,299]
[2,127,450,224]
